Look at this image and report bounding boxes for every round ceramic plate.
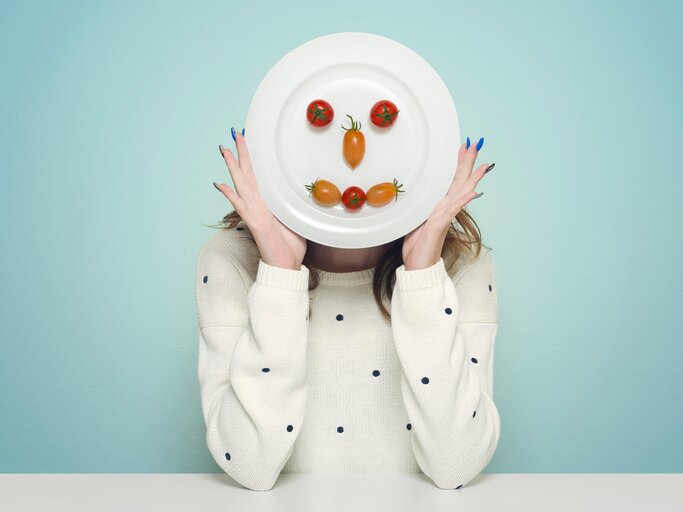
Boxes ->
[244,32,460,249]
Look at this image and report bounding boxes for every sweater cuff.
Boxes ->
[395,257,448,290]
[256,258,310,291]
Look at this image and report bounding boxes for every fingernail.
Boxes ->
[231,127,237,141]
[466,137,471,149]
[218,144,223,156]
[473,192,484,199]
[241,128,245,136]
[476,137,484,151]
[485,162,495,174]
[213,181,220,191]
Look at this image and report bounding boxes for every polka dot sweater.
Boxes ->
[195,227,501,491]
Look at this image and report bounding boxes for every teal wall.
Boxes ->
[2,0,681,472]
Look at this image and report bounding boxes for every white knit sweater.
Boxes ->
[195,225,501,491]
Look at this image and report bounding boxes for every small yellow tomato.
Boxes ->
[365,178,405,207]
[342,114,365,169]
[304,178,341,207]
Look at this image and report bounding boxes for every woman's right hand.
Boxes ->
[215,130,307,271]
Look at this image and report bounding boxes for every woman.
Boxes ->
[195,129,500,491]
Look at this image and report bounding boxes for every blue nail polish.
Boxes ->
[231,127,237,142]
[476,137,484,151]
[466,137,471,149]
[241,128,245,136]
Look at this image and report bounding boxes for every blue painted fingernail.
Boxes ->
[231,127,237,141]
[241,128,245,136]
[476,137,484,151]
[466,137,471,149]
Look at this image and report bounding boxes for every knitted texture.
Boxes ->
[195,226,500,491]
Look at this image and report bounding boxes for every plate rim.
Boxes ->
[245,31,460,249]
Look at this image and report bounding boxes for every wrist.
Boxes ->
[404,259,440,271]
[260,258,300,271]
[257,258,309,289]
[396,257,446,290]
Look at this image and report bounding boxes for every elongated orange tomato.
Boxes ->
[365,178,405,207]
[341,114,365,169]
[304,178,341,206]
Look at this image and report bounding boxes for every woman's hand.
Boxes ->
[401,138,494,271]
[214,130,307,271]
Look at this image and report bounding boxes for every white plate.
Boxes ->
[244,32,460,249]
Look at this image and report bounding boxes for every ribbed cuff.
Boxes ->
[256,258,310,291]
[395,257,448,290]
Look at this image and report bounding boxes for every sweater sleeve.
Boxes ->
[390,253,501,489]
[195,240,310,491]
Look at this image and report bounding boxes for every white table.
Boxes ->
[1,473,681,511]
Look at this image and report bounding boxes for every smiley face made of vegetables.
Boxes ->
[304,98,404,211]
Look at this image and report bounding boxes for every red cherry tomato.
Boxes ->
[369,100,399,128]
[341,186,366,210]
[306,99,334,127]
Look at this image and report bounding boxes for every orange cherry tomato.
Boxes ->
[304,178,341,207]
[365,178,405,207]
[341,114,365,169]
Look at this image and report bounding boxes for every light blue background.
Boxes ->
[2,0,681,472]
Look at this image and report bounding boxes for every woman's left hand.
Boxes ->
[401,138,494,271]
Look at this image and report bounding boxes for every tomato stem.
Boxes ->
[308,107,331,125]
[341,114,361,132]
[373,105,400,127]
[304,177,321,197]
[393,178,405,201]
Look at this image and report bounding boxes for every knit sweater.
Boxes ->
[195,225,501,491]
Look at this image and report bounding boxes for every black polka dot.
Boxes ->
[225,452,231,461]
[203,275,208,284]
[445,307,452,315]
[471,357,478,364]
[421,377,429,384]
[455,484,463,489]
[287,425,293,432]
[337,426,344,433]
[262,368,270,373]
[237,227,244,231]
[473,410,476,418]
[336,314,344,321]
[488,284,492,291]
[372,370,380,377]
[406,423,412,430]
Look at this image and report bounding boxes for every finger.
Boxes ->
[214,182,246,213]
[453,141,468,177]
[462,139,479,171]
[457,141,468,159]
[219,146,249,198]
[234,131,254,174]
[461,190,483,210]
[467,162,493,187]
[452,141,473,187]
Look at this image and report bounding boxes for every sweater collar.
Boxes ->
[315,266,375,286]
